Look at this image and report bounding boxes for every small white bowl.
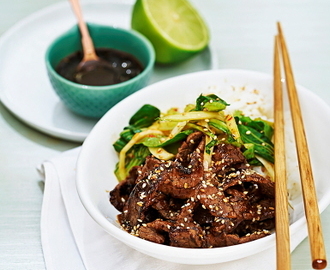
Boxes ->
[76,69,330,265]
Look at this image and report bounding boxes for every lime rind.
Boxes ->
[131,0,209,64]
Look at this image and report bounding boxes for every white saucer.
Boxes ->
[0,0,217,142]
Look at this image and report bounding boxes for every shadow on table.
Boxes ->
[0,102,80,151]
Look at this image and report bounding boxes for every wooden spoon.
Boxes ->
[69,0,117,86]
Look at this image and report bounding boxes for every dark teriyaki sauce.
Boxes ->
[56,48,144,86]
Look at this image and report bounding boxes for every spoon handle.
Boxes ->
[69,0,98,61]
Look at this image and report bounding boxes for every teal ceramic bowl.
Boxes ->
[45,23,155,118]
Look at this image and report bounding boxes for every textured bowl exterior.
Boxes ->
[45,23,155,118]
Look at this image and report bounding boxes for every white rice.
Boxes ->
[205,84,273,120]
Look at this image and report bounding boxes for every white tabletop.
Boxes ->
[0,0,329,269]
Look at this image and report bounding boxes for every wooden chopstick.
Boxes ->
[276,22,327,270]
[273,34,291,270]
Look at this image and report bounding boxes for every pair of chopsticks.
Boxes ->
[274,22,327,270]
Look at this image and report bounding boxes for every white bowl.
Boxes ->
[76,69,330,265]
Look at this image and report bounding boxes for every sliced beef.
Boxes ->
[109,166,139,212]
[138,219,172,244]
[224,231,270,246]
[135,155,163,182]
[197,185,238,219]
[109,156,162,212]
[168,222,204,248]
[211,143,248,176]
[109,132,275,248]
[150,193,184,220]
[222,171,275,199]
[138,217,204,248]
[121,174,162,230]
[158,132,205,199]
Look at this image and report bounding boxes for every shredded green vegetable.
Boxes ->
[113,94,274,181]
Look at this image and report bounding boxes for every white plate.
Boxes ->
[76,69,330,265]
[0,0,217,143]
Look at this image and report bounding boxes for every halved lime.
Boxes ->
[131,0,210,64]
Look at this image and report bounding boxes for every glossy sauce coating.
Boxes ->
[56,48,144,86]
